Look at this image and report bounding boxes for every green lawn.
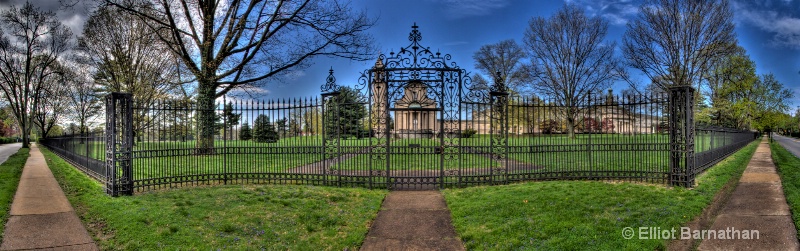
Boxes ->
[770,141,800,239]
[0,148,29,243]
[443,140,759,250]
[53,134,744,184]
[40,147,388,250]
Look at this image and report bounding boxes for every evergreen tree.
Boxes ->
[325,87,367,139]
[253,114,278,143]
[276,118,288,138]
[239,121,252,141]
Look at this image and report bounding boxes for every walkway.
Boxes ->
[697,137,799,250]
[361,191,464,250]
[0,144,97,251]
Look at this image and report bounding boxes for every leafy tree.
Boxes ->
[253,115,278,143]
[623,0,736,90]
[325,87,367,139]
[0,2,73,147]
[748,74,794,131]
[106,0,377,151]
[239,121,252,141]
[524,4,622,139]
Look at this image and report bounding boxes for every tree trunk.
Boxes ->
[21,120,30,148]
[567,117,576,139]
[195,82,216,154]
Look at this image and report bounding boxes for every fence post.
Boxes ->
[105,92,134,196]
[321,68,341,187]
[668,86,695,187]
[489,72,509,185]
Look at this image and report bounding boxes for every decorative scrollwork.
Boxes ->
[320,68,340,93]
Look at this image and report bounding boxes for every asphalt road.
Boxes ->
[0,142,22,166]
[773,134,800,158]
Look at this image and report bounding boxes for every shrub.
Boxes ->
[461,128,477,138]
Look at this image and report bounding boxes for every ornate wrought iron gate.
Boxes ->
[320,24,505,190]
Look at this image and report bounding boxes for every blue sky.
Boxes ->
[4,0,799,108]
[275,0,800,108]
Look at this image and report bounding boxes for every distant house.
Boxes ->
[368,58,661,136]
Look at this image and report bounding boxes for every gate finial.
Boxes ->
[321,67,341,95]
[409,22,422,43]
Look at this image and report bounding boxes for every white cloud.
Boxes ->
[444,41,468,46]
[566,0,641,26]
[434,0,510,19]
[735,4,800,49]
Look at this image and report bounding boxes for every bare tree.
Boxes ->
[622,0,736,90]
[33,60,70,137]
[472,39,530,93]
[0,2,73,147]
[523,4,622,138]
[78,5,182,141]
[105,0,376,151]
[65,60,102,134]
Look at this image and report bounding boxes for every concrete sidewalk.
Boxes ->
[697,138,799,250]
[0,145,97,251]
[361,191,464,251]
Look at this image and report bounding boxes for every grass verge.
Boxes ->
[40,147,387,250]
[443,140,758,250]
[0,147,29,243]
[770,141,800,239]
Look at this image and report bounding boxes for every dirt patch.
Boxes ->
[667,173,741,251]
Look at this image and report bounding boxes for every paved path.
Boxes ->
[0,144,97,251]
[697,137,799,250]
[361,191,464,250]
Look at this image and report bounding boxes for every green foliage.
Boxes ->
[0,148,30,242]
[214,102,241,138]
[275,118,288,138]
[324,87,367,139]
[704,49,793,130]
[445,141,758,250]
[252,115,278,143]
[461,128,477,138]
[239,122,252,141]
[39,147,387,250]
[0,137,17,144]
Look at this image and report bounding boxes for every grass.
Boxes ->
[134,153,324,180]
[770,141,800,239]
[0,147,29,243]
[443,140,759,250]
[60,134,738,179]
[40,147,388,250]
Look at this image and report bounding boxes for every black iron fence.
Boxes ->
[40,87,758,195]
